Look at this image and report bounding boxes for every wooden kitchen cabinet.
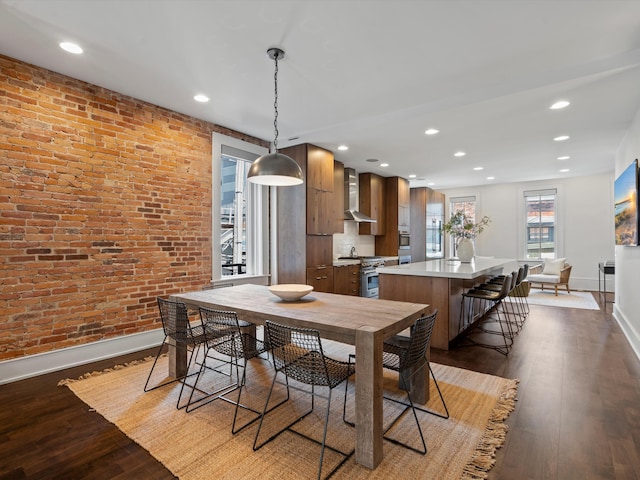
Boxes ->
[358,172,386,236]
[333,264,360,296]
[375,176,410,255]
[306,144,334,192]
[306,265,334,293]
[410,187,427,262]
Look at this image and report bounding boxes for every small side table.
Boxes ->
[598,261,615,305]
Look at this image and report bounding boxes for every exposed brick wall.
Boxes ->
[0,55,268,361]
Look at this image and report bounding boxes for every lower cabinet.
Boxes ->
[333,264,361,296]
[306,265,334,293]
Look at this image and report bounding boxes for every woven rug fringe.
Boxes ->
[460,378,519,480]
[57,355,157,386]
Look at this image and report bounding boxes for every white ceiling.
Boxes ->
[2,0,640,189]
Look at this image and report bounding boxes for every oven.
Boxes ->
[399,232,411,250]
[360,257,385,298]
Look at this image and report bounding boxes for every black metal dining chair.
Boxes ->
[143,297,209,409]
[253,320,355,480]
[184,307,272,434]
[343,310,448,455]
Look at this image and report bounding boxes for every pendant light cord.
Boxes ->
[273,51,280,153]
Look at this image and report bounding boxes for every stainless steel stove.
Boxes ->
[359,256,385,298]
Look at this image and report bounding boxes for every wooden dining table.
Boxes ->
[169,284,428,470]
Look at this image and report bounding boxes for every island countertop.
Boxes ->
[377,257,516,279]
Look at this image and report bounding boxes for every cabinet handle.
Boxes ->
[316,265,327,270]
[315,276,322,280]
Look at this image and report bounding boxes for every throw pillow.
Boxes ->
[542,258,566,275]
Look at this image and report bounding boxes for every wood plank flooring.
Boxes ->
[1,294,639,479]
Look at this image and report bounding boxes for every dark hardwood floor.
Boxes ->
[1,293,639,479]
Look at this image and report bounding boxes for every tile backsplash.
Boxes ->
[332,221,375,259]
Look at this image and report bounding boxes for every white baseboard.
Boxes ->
[613,304,640,362]
[0,329,164,385]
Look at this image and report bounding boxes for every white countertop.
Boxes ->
[377,257,516,279]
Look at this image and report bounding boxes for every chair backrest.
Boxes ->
[399,309,438,370]
[198,307,240,341]
[265,320,332,387]
[515,266,525,285]
[522,263,529,280]
[496,273,514,300]
[157,297,193,342]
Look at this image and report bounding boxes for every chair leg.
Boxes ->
[231,359,290,435]
[383,370,427,455]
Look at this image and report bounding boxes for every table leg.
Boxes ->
[355,326,384,469]
[168,314,188,379]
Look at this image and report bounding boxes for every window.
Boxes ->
[448,195,476,257]
[212,133,269,280]
[524,189,556,259]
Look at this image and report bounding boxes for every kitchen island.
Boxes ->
[378,257,516,350]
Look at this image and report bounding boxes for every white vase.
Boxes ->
[457,237,475,263]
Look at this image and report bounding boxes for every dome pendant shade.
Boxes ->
[248,47,304,187]
[247,152,303,186]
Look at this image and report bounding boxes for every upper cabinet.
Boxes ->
[306,144,334,191]
[304,146,344,235]
[358,172,386,236]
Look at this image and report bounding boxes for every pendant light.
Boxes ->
[247,48,303,186]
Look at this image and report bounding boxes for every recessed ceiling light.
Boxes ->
[559,168,570,173]
[408,174,417,178]
[425,128,439,135]
[60,42,83,54]
[554,135,570,141]
[380,163,389,167]
[473,167,484,171]
[486,176,495,180]
[427,182,435,186]
[337,145,348,151]
[550,100,570,110]
[557,156,570,160]
[193,94,209,103]
[454,151,466,157]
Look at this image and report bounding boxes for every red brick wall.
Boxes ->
[0,55,267,361]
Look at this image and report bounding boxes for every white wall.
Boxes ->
[440,173,615,292]
[614,107,640,359]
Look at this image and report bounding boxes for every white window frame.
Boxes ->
[212,133,269,281]
[518,186,563,260]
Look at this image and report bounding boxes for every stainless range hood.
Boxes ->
[344,167,376,223]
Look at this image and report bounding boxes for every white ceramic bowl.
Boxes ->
[268,284,314,302]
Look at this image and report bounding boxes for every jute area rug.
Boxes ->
[60,341,518,480]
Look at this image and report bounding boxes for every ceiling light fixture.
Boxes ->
[486,176,495,180]
[454,151,466,157]
[409,174,417,178]
[550,100,570,109]
[194,94,209,103]
[559,168,570,173]
[425,128,439,135]
[557,156,570,160]
[60,42,83,54]
[473,167,484,171]
[247,48,303,186]
[338,145,349,151]
[554,135,570,141]
[380,163,389,167]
